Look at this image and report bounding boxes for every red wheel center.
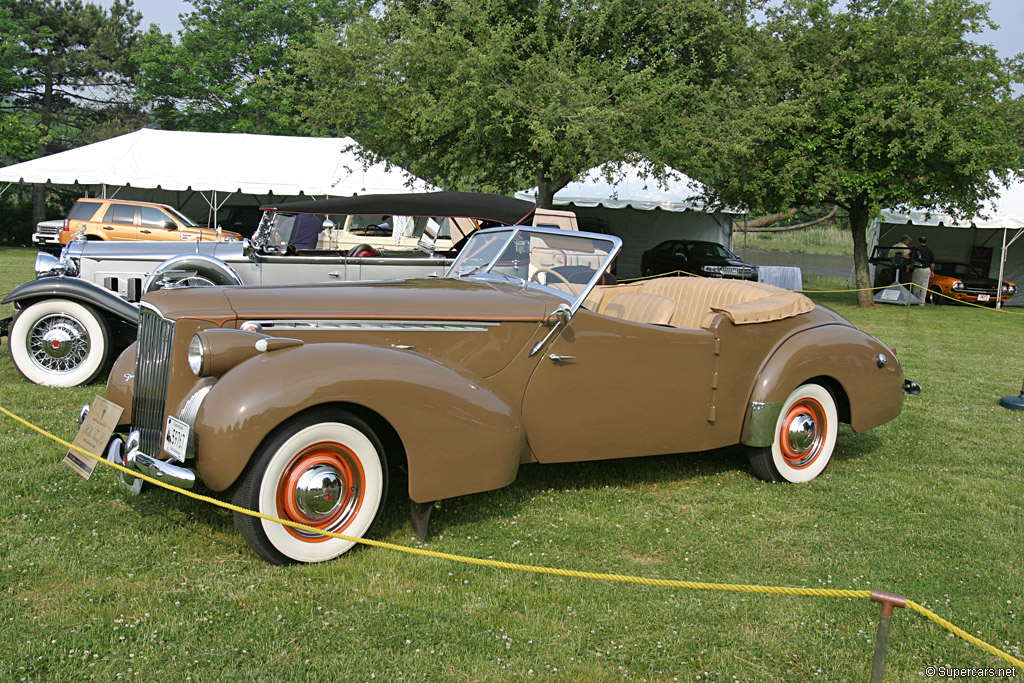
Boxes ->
[277,443,366,543]
[779,399,826,468]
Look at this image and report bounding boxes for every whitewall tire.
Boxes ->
[8,299,109,387]
[232,409,388,565]
[748,383,838,483]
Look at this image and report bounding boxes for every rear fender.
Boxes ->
[2,277,139,326]
[193,343,523,501]
[742,325,905,446]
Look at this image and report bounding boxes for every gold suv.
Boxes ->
[59,198,242,245]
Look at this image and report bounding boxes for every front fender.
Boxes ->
[2,277,139,326]
[193,343,524,502]
[742,325,905,445]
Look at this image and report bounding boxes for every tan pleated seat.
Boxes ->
[602,292,676,325]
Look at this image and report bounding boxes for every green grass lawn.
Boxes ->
[1,246,1021,681]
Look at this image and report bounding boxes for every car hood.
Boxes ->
[146,277,556,324]
[69,239,247,263]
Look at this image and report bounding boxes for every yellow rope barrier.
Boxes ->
[1,404,1021,670]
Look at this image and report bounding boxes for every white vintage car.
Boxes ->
[3,192,579,387]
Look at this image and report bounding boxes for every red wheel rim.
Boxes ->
[778,398,827,469]
[276,441,365,543]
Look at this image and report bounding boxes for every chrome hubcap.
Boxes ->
[29,314,89,373]
[294,465,347,520]
[786,413,817,454]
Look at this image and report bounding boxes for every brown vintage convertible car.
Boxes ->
[92,226,916,564]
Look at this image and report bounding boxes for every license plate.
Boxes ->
[163,416,189,463]
[977,294,990,302]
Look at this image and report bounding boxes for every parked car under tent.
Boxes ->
[516,159,745,279]
[868,175,1024,307]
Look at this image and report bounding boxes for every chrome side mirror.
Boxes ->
[529,304,573,357]
[322,219,335,230]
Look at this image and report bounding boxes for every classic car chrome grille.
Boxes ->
[132,306,175,456]
[958,286,998,295]
[38,224,60,235]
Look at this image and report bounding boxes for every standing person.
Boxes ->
[911,235,935,305]
[290,213,325,250]
[888,234,912,283]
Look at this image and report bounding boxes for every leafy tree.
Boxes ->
[703,0,1024,307]
[296,0,761,205]
[3,0,142,151]
[2,0,143,223]
[136,0,363,134]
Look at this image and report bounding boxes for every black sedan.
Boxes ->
[641,240,758,280]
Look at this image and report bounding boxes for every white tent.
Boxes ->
[0,128,436,232]
[870,176,1024,306]
[516,160,741,277]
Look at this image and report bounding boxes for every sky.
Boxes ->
[107,0,1022,60]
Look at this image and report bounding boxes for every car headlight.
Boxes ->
[951,280,964,291]
[702,265,723,275]
[188,335,206,376]
[1003,283,1016,293]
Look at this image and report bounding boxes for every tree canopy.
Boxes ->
[700,0,1024,306]
[136,0,363,134]
[296,0,761,206]
[1,0,142,159]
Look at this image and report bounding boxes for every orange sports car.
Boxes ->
[928,260,1016,306]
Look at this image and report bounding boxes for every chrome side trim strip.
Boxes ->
[244,319,500,332]
[740,400,785,448]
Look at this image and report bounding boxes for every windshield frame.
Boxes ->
[446,226,622,314]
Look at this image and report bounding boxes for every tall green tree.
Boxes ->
[703,0,1024,307]
[137,0,363,134]
[296,0,761,205]
[2,0,143,222]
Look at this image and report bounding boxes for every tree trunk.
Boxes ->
[535,162,573,210]
[848,200,874,308]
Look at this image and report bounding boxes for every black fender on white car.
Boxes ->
[142,254,244,294]
[2,278,139,386]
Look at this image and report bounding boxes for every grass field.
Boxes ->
[735,222,853,256]
[1,246,1021,681]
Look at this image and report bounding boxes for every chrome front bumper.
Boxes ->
[104,429,196,492]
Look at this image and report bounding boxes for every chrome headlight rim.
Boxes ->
[188,335,206,376]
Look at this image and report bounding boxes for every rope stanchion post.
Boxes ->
[869,590,907,683]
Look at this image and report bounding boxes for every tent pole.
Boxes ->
[996,228,1008,310]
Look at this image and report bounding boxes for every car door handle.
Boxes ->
[102,226,114,230]
[328,271,342,278]
[548,354,576,363]
[140,230,151,234]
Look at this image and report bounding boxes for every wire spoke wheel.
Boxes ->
[9,300,108,386]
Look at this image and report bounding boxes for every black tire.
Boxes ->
[232,408,389,565]
[8,299,109,386]
[929,286,944,305]
[747,383,838,483]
